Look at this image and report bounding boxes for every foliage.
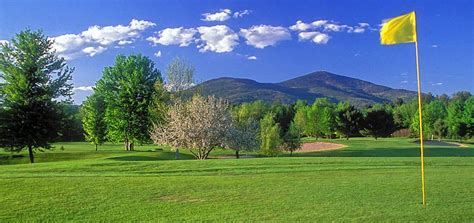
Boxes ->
[335,102,363,139]
[81,92,107,150]
[362,107,396,139]
[227,117,259,158]
[96,54,162,150]
[0,29,73,163]
[151,95,233,160]
[259,113,282,156]
[165,57,195,92]
[280,121,301,155]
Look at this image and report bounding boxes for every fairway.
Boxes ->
[1,138,473,222]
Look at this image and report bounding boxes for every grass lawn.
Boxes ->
[0,138,473,221]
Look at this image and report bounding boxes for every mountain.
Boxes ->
[189,71,417,105]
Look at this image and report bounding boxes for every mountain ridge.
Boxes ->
[190,71,418,105]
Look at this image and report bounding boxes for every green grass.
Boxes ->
[0,138,473,222]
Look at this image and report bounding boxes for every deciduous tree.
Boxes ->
[96,54,162,150]
[81,92,107,151]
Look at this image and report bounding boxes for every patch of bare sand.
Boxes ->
[297,142,346,153]
[413,140,468,147]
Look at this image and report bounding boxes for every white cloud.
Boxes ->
[233,10,251,18]
[311,20,329,28]
[432,44,438,48]
[196,25,239,53]
[51,19,155,60]
[247,56,257,60]
[118,40,133,45]
[298,31,330,44]
[290,20,372,34]
[154,50,162,57]
[289,20,313,31]
[202,9,232,22]
[240,25,291,48]
[0,40,9,45]
[82,46,107,57]
[400,72,408,76]
[400,80,409,84]
[146,27,197,47]
[74,86,94,91]
[431,82,443,86]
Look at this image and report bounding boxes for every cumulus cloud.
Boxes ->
[289,20,313,31]
[202,9,232,22]
[290,20,372,34]
[82,46,107,57]
[154,50,162,57]
[240,25,291,48]
[298,31,330,44]
[233,10,251,18]
[196,25,239,53]
[51,19,155,60]
[146,27,197,47]
[74,86,94,91]
[247,56,257,60]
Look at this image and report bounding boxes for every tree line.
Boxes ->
[1,29,473,162]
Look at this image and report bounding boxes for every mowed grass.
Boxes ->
[0,138,473,222]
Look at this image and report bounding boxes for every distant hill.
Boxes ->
[189,71,418,105]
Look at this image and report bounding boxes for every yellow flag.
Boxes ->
[380,11,417,45]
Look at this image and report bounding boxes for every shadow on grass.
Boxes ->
[288,146,474,158]
[107,151,195,161]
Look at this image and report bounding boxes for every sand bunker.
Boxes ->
[297,142,346,153]
[413,140,467,147]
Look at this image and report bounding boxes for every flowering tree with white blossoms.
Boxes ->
[151,95,233,160]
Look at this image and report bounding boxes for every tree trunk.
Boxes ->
[28,145,34,164]
[95,144,98,151]
[235,150,240,159]
[130,142,134,151]
[124,139,129,151]
[290,150,293,156]
[175,148,180,160]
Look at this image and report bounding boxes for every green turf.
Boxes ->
[0,138,473,221]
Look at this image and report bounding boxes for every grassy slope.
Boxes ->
[0,138,473,222]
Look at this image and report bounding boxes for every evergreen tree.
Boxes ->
[0,29,73,163]
[362,107,396,139]
[335,102,363,140]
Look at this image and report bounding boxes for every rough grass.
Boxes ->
[0,138,473,222]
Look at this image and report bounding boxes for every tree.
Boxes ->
[227,117,259,158]
[165,57,195,93]
[310,98,335,139]
[57,103,85,141]
[81,92,107,151]
[447,100,467,140]
[362,107,396,139]
[259,113,282,156]
[164,57,195,158]
[280,122,301,156]
[0,29,73,163]
[151,95,232,160]
[464,96,474,138]
[96,54,162,151]
[335,102,363,140]
[293,104,310,137]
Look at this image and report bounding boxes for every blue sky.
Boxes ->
[1,0,472,104]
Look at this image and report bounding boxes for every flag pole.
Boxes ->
[414,11,426,206]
